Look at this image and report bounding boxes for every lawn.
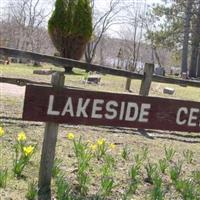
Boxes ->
[0,63,200,200]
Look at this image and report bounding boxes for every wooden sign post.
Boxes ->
[38,72,65,200]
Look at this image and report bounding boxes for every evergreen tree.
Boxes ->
[48,0,92,72]
[147,0,200,77]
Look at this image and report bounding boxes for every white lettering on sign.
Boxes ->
[76,98,90,118]
[125,103,138,121]
[47,96,200,128]
[176,107,188,125]
[47,95,60,116]
[61,97,74,117]
[91,99,104,119]
[139,104,151,122]
[176,107,200,127]
[46,96,151,123]
[119,102,125,120]
[188,108,199,127]
[105,101,118,120]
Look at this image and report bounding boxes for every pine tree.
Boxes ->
[147,0,200,77]
[48,0,92,72]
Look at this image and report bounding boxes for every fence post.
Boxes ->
[138,63,154,138]
[38,72,65,200]
[125,78,132,91]
[139,63,154,96]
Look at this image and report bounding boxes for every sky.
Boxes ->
[0,0,164,16]
[93,0,164,37]
[0,0,163,5]
[96,0,162,8]
[0,0,163,37]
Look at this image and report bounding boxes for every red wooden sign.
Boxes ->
[23,85,200,132]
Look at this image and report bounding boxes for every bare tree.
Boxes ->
[84,0,122,66]
[1,0,52,53]
[144,8,164,69]
[197,49,200,77]
[118,0,147,91]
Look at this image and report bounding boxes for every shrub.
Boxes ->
[48,0,92,72]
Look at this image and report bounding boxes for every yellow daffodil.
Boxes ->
[97,138,106,146]
[0,127,5,137]
[89,144,97,151]
[109,143,116,150]
[17,132,26,141]
[23,145,34,156]
[67,133,75,140]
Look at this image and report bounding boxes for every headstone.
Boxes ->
[33,69,54,75]
[87,75,101,84]
[155,67,165,76]
[182,72,187,79]
[10,58,18,63]
[163,87,175,95]
[19,58,30,64]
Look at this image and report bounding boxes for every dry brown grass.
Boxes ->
[0,63,200,199]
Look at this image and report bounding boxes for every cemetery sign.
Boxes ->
[23,85,200,132]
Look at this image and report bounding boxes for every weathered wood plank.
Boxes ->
[0,76,52,86]
[1,47,200,87]
[0,47,143,79]
[0,76,87,91]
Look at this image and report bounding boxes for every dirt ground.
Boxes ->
[0,82,200,200]
[0,83,25,97]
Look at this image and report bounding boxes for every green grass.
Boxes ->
[0,63,200,199]
[0,125,200,199]
[1,63,200,101]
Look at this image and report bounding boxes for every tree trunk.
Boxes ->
[85,56,92,73]
[181,0,194,74]
[153,46,162,68]
[197,50,200,77]
[189,3,200,78]
[189,42,199,78]
[61,48,73,73]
